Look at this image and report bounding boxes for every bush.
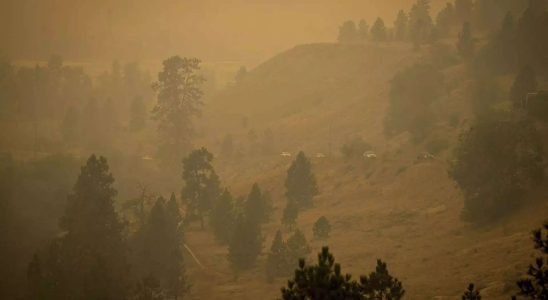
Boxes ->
[313,216,331,239]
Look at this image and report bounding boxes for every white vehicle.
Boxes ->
[417,152,435,161]
[363,151,377,159]
[280,152,292,157]
[315,153,326,158]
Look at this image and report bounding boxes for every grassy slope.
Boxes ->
[187,42,548,299]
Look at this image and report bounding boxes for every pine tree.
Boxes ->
[57,155,129,299]
[436,3,455,37]
[227,214,262,271]
[462,283,481,300]
[457,22,475,59]
[313,216,331,239]
[409,0,434,48]
[130,96,147,132]
[370,18,387,42]
[360,260,405,299]
[181,147,221,229]
[265,230,291,281]
[244,183,270,225]
[285,151,318,209]
[338,20,358,43]
[210,189,236,244]
[358,19,369,41]
[515,222,548,299]
[510,65,538,108]
[286,229,311,265]
[152,56,205,164]
[282,199,299,227]
[394,10,409,41]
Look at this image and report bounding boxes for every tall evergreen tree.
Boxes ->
[370,18,387,42]
[285,151,318,209]
[181,147,221,229]
[457,22,475,59]
[515,222,548,299]
[265,230,291,281]
[54,155,129,299]
[282,199,299,227]
[244,183,271,225]
[462,283,481,300]
[286,229,311,265]
[227,214,262,271]
[358,19,369,41]
[210,189,236,244]
[394,10,409,41]
[409,0,434,47]
[338,20,358,43]
[152,56,205,164]
[436,3,455,37]
[510,65,538,108]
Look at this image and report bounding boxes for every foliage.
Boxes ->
[515,222,548,299]
[384,63,444,141]
[152,56,205,164]
[244,183,271,225]
[435,3,455,38]
[358,19,369,41]
[462,283,481,300]
[266,230,292,281]
[370,18,387,42]
[338,21,359,43]
[210,189,236,244]
[280,247,404,300]
[313,216,332,239]
[285,151,318,209]
[449,112,544,223]
[181,147,221,229]
[282,199,299,228]
[228,214,262,271]
[408,0,434,47]
[394,10,408,41]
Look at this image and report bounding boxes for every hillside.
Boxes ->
[184,42,548,299]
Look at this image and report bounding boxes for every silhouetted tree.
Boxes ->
[265,230,291,281]
[338,20,359,43]
[394,10,409,41]
[286,229,311,264]
[370,18,387,42]
[360,260,405,299]
[313,216,331,239]
[515,222,548,299]
[457,22,475,59]
[436,3,455,37]
[210,189,236,244]
[227,214,262,271]
[244,183,271,225]
[282,199,299,228]
[462,283,481,300]
[358,19,369,41]
[152,56,205,164]
[285,151,318,209]
[409,0,434,47]
[510,65,538,108]
[181,147,221,229]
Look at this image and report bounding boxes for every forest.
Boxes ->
[2,0,548,299]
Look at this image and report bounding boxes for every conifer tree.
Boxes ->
[285,151,318,209]
[265,230,291,281]
[228,213,262,271]
[358,19,369,41]
[56,155,129,299]
[515,222,548,299]
[436,3,455,37]
[286,229,311,264]
[210,189,236,244]
[394,10,409,41]
[181,147,221,229]
[370,17,387,42]
[360,259,405,299]
[338,20,358,43]
[313,216,331,239]
[409,0,434,48]
[152,56,205,164]
[510,65,538,108]
[462,283,481,300]
[457,22,475,59]
[244,183,271,225]
[282,199,299,228]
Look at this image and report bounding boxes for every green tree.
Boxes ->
[394,10,409,41]
[515,222,548,299]
[265,230,291,281]
[152,56,205,164]
[313,216,331,239]
[462,283,481,300]
[55,155,129,299]
[409,0,434,48]
[510,65,538,108]
[244,183,271,225]
[181,147,221,229]
[227,214,262,271]
[358,19,369,41]
[449,113,544,223]
[370,18,387,42]
[457,22,475,59]
[281,247,404,299]
[286,229,311,265]
[285,151,318,209]
[210,189,236,244]
[338,20,358,43]
[130,96,147,132]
